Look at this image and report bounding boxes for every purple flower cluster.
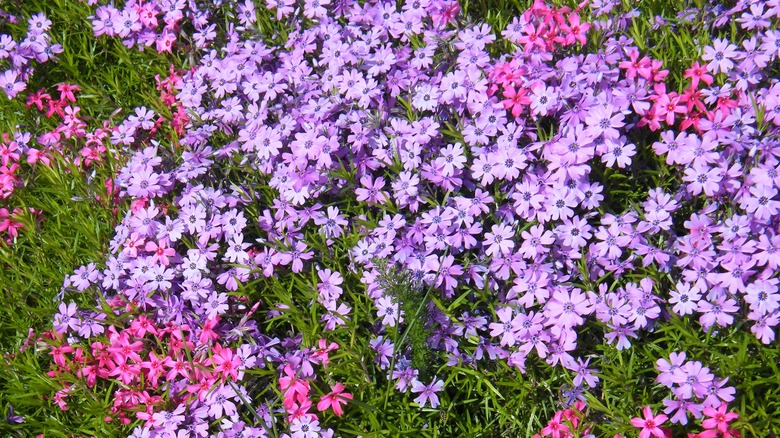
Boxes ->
[656,352,735,426]
[88,0,228,53]
[0,12,62,99]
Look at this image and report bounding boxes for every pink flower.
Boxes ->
[198,316,220,344]
[50,344,74,367]
[310,339,339,366]
[144,239,176,265]
[630,406,669,438]
[540,410,570,438]
[560,13,589,46]
[317,382,353,416]
[108,360,141,385]
[684,61,713,88]
[702,404,739,433]
[211,343,241,381]
[501,85,531,118]
[280,365,311,410]
[140,351,165,388]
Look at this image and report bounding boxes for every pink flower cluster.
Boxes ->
[490,1,591,118]
[628,404,739,438]
[278,341,353,425]
[529,401,740,438]
[48,298,263,429]
[0,83,119,245]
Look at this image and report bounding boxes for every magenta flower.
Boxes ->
[702,404,739,433]
[630,406,668,438]
[144,239,176,266]
[279,365,310,410]
[317,382,353,416]
[501,85,531,118]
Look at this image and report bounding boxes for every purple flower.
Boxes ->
[0,70,26,99]
[672,360,713,399]
[411,377,444,408]
[669,282,701,316]
[548,289,592,329]
[701,378,735,408]
[69,263,100,291]
[151,404,186,432]
[604,324,638,350]
[290,416,320,438]
[484,223,515,257]
[697,295,739,330]
[489,307,519,346]
[355,176,390,204]
[656,352,687,388]
[585,104,625,139]
[53,302,80,334]
[370,336,394,369]
[206,384,238,419]
[375,295,401,327]
[662,393,703,425]
[572,357,600,388]
[702,38,739,73]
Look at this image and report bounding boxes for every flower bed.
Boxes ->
[2,0,780,436]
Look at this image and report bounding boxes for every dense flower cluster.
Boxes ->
[0,11,61,99]
[87,0,226,54]
[655,352,735,426]
[48,296,348,437]
[30,0,780,435]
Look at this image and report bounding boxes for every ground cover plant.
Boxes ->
[1,0,780,436]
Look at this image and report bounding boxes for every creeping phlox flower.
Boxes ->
[631,406,669,438]
[410,378,444,408]
[49,295,347,436]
